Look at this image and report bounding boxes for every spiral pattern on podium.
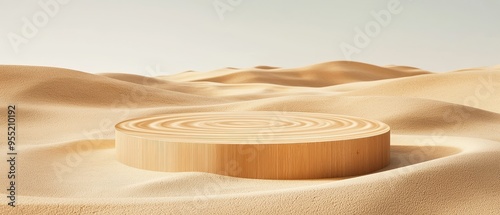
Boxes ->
[115,112,390,179]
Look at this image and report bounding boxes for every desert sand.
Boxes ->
[0,61,499,214]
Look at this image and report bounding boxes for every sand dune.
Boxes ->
[1,62,499,214]
[164,61,431,87]
[1,66,227,107]
[344,68,500,113]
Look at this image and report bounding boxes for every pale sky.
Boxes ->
[1,0,499,75]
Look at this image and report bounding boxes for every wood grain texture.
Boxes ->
[115,111,390,179]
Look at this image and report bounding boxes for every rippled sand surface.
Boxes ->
[1,61,499,214]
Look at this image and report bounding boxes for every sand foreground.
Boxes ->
[1,61,499,214]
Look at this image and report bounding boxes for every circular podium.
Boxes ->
[115,111,390,179]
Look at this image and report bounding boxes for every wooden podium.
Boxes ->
[115,111,390,179]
